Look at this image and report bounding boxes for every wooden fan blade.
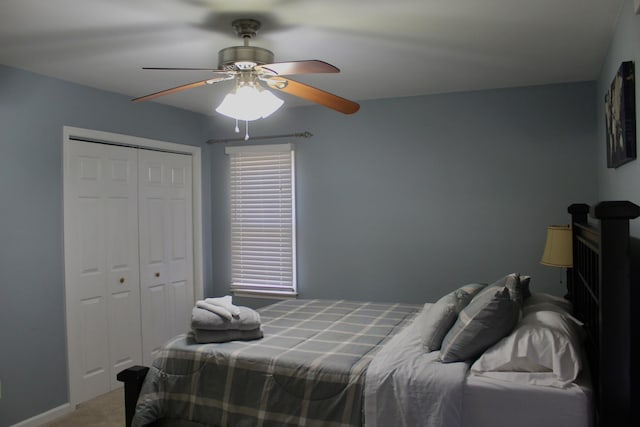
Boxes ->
[256,60,339,76]
[266,77,359,114]
[132,76,231,103]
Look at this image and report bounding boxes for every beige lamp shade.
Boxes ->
[540,225,573,267]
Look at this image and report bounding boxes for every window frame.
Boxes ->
[225,143,297,298]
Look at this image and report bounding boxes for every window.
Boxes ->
[225,143,297,297]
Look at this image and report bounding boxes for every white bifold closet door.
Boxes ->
[65,141,194,403]
[66,141,142,401]
[138,150,194,365]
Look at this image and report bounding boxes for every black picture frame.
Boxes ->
[605,61,636,169]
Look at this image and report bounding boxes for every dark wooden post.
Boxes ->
[592,201,639,427]
[567,203,589,301]
[117,365,150,427]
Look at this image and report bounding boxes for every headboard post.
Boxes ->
[568,203,590,224]
[590,201,639,427]
[567,204,589,300]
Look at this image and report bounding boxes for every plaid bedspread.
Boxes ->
[132,299,420,427]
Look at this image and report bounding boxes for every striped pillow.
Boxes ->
[456,282,487,299]
[420,290,473,352]
[439,285,520,363]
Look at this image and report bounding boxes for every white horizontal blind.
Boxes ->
[226,144,296,296]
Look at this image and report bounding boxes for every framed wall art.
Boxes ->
[605,61,636,169]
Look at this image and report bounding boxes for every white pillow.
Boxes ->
[521,302,583,327]
[470,310,584,388]
[524,292,572,312]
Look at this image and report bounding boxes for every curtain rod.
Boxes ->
[206,131,313,144]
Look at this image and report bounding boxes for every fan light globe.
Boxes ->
[216,85,284,121]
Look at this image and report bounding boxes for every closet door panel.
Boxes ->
[105,197,137,289]
[139,150,194,365]
[66,141,141,402]
[146,283,169,361]
[166,156,194,336]
[78,296,109,399]
[108,289,139,388]
[103,147,142,389]
[139,153,169,364]
[145,197,167,275]
[169,199,188,279]
[77,197,104,298]
[168,280,189,338]
[69,144,109,401]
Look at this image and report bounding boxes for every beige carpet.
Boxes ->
[43,389,125,427]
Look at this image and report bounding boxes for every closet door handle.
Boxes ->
[119,277,125,284]
[155,272,160,278]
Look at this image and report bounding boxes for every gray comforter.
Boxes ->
[364,303,470,427]
[132,299,420,427]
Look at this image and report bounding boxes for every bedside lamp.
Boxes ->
[540,225,573,297]
[541,225,573,267]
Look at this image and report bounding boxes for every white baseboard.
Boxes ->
[9,403,73,427]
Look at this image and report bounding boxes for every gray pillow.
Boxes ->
[439,285,520,363]
[456,282,487,299]
[490,273,529,305]
[504,274,524,306]
[420,290,472,352]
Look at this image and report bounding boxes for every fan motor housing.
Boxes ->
[218,46,274,70]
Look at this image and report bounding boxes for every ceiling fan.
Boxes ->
[133,18,360,118]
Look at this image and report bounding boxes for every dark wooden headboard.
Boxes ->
[567,201,639,427]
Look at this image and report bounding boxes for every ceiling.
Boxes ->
[0,0,625,117]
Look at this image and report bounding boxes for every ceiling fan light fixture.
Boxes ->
[215,83,284,122]
[135,18,360,118]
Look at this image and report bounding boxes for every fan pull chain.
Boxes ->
[232,119,250,141]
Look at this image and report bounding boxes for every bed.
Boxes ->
[118,201,638,427]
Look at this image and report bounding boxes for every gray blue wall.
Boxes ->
[596,0,640,236]
[0,65,213,426]
[210,82,598,306]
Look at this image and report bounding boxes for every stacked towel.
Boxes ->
[192,305,261,331]
[193,328,263,344]
[195,295,242,320]
[191,295,263,344]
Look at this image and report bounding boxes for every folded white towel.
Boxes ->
[205,295,241,318]
[195,300,233,321]
[191,306,262,331]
